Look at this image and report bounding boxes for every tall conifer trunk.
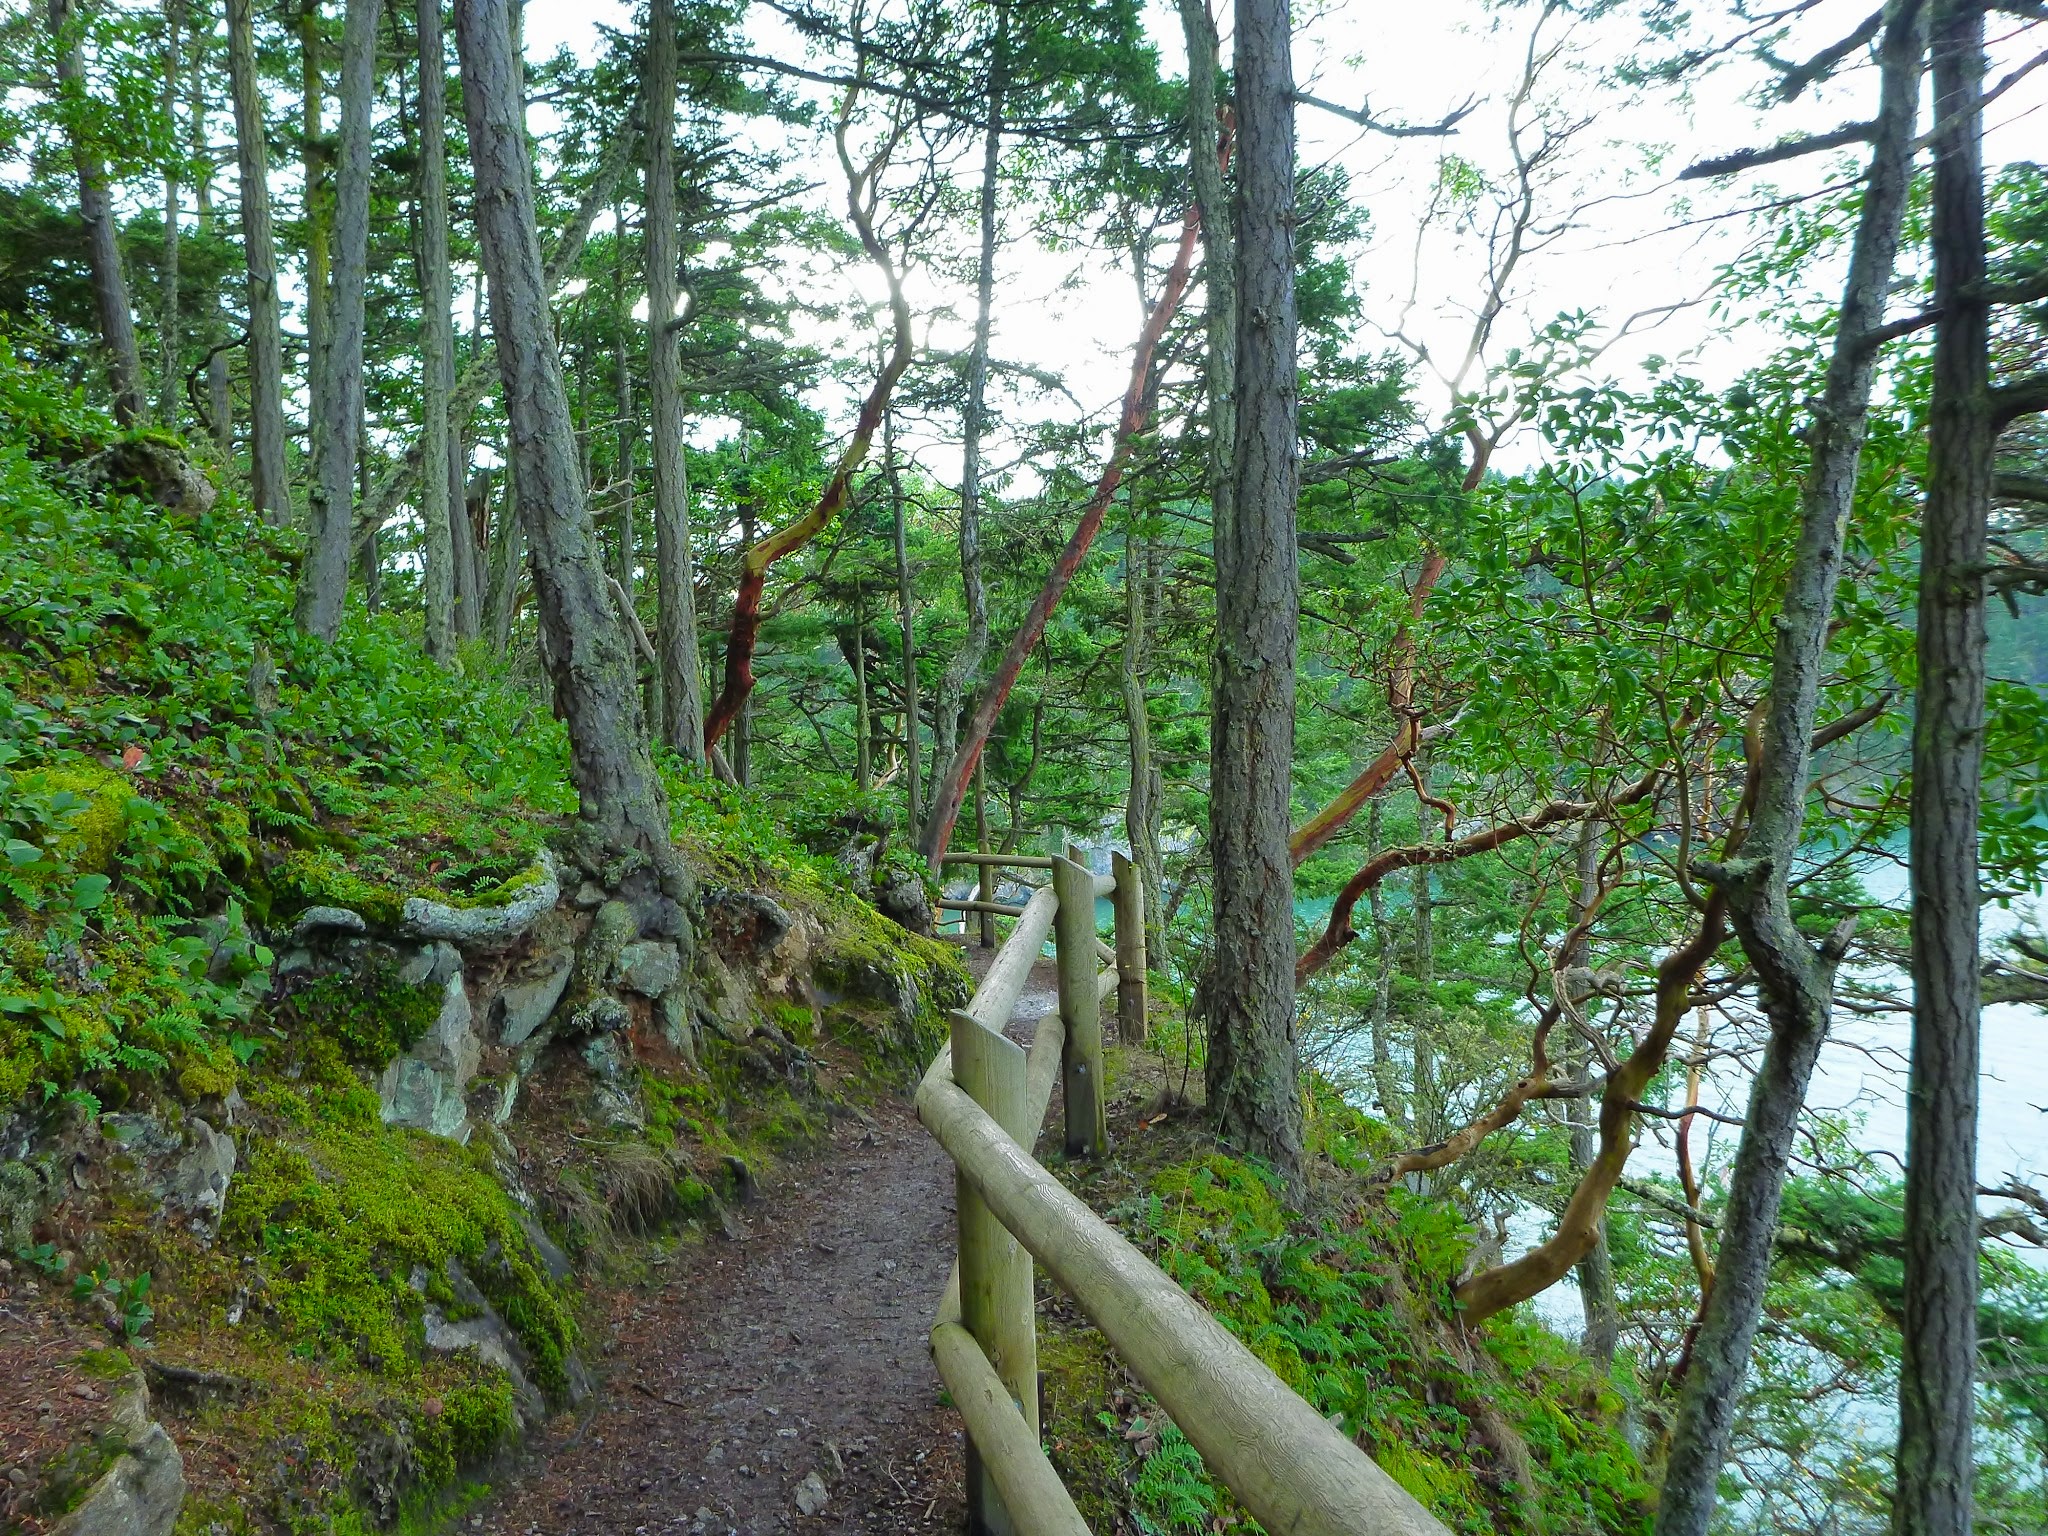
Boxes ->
[1204,0,1302,1187]
[416,0,459,663]
[1654,5,1927,1529]
[646,0,705,763]
[47,0,146,426]
[226,0,292,523]
[1894,2,1989,1528]
[455,0,682,881]
[294,0,380,641]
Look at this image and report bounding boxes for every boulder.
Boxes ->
[494,949,575,1047]
[378,973,479,1142]
[612,940,681,998]
[75,438,215,516]
[581,1035,643,1131]
[50,1375,184,1536]
[397,941,462,988]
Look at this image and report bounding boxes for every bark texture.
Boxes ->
[295,0,381,641]
[416,0,458,663]
[646,0,706,763]
[1653,7,1926,1530]
[225,0,292,524]
[1204,0,1302,1183]
[48,0,146,426]
[455,0,682,881]
[1893,2,1988,1527]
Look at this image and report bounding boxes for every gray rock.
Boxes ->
[613,940,682,998]
[494,949,575,1046]
[378,973,479,1142]
[571,879,607,910]
[793,1471,828,1518]
[398,941,463,988]
[656,989,697,1064]
[100,1113,182,1161]
[166,1118,235,1235]
[273,946,314,978]
[873,867,933,935]
[50,1376,184,1536]
[289,906,368,944]
[417,1261,547,1428]
[581,1035,643,1131]
[516,1211,573,1283]
[400,850,560,946]
[76,438,215,516]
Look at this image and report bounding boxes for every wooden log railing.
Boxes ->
[923,842,1451,1536]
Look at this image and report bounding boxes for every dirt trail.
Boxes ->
[478,953,1058,1536]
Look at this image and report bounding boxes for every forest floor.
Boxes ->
[474,949,1057,1536]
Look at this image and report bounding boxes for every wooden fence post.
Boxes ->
[1052,851,1107,1158]
[951,1010,1037,1536]
[1111,849,1148,1044]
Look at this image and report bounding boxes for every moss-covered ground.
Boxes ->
[0,346,967,1534]
[1038,1057,1653,1536]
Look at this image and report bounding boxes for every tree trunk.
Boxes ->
[890,410,922,831]
[455,0,683,882]
[48,0,146,426]
[158,2,183,427]
[300,0,329,453]
[1894,3,1988,1529]
[226,0,292,524]
[1563,821,1619,1371]
[188,34,233,455]
[416,0,458,664]
[646,0,706,764]
[924,1,1006,816]
[610,203,634,599]
[1409,755,1439,1145]
[1177,0,1234,552]
[294,0,380,642]
[485,462,522,652]
[1122,503,1164,965]
[852,585,871,791]
[1364,800,1403,1125]
[1204,0,1301,1188]
[1654,6,1927,1530]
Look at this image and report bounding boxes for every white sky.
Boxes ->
[527,0,2047,479]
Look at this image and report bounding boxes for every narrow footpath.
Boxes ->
[476,953,1059,1536]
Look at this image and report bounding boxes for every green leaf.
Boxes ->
[70,873,111,910]
[3,839,41,867]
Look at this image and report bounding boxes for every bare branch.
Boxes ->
[1680,119,1875,180]
[1292,89,1477,137]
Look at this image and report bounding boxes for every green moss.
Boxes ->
[445,852,549,909]
[18,762,134,874]
[283,952,444,1073]
[262,849,406,929]
[74,1346,134,1379]
[218,1107,576,1393]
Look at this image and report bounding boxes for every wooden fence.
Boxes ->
[925,844,1451,1536]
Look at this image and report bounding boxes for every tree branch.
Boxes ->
[1680,120,1876,180]
[1291,89,1477,137]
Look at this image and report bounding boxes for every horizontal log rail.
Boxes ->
[942,850,1057,870]
[919,839,1451,1536]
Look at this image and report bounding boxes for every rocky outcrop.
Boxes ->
[378,972,480,1142]
[49,1375,185,1536]
[74,439,215,516]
